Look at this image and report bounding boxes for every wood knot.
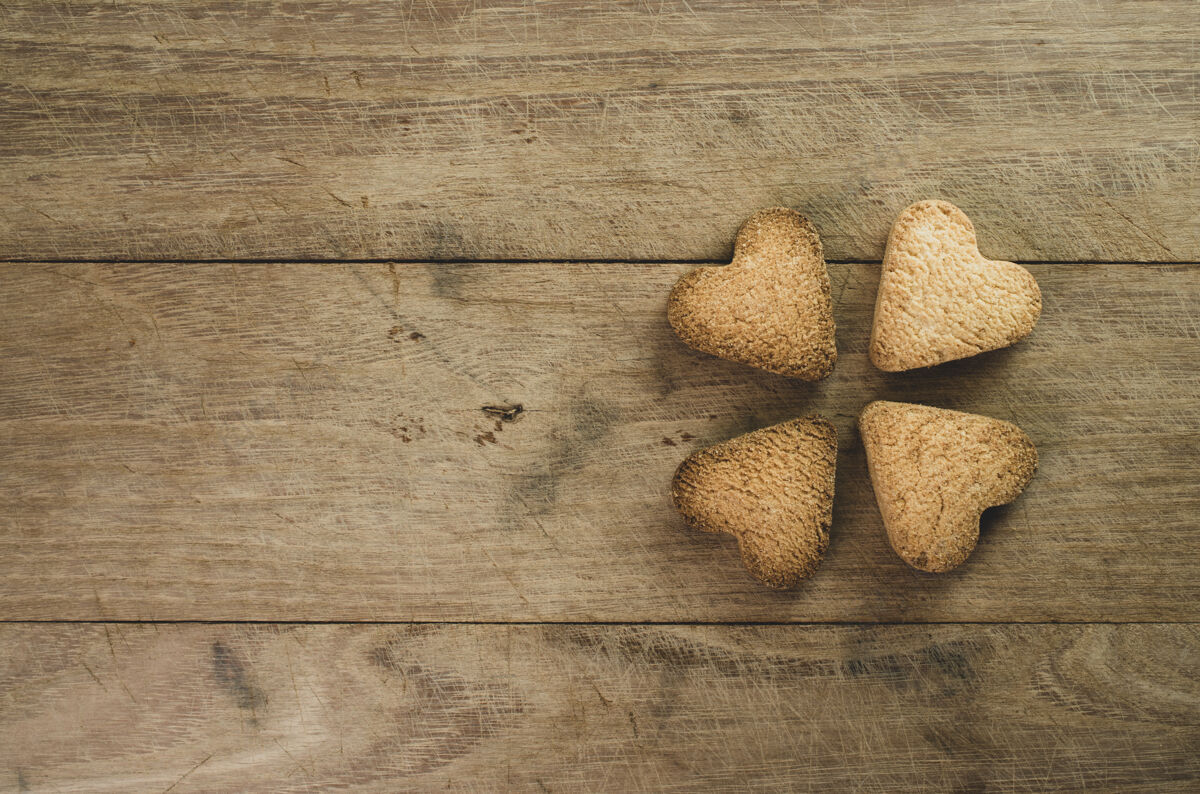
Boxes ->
[482,404,524,422]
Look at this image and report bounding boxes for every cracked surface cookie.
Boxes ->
[668,208,836,380]
[859,401,1037,573]
[671,416,836,588]
[869,200,1041,371]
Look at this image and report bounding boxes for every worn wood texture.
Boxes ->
[2,262,1196,621]
[2,1,1198,261]
[2,623,1197,792]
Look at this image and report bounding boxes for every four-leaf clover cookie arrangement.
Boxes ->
[668,200,1041,587]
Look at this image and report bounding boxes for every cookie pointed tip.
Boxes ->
[801,413,837,438]
[791,344,837,381]
[867,339,905,372]
[904,550,966,574]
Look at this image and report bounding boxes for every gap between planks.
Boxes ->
[4,619,1198,627]
[2,258,1200,266]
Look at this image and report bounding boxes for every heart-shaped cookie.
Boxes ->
[869,200,1041,371]
[668,208,836,380]
[671,416,836,588]
[859,401,1037,573]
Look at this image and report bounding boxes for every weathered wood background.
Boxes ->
[1,1,1198,790]
[2,0,1197,262]
[2,262,1197,622]
[3,624,1198,792]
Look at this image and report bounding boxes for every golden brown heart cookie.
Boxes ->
[668,208,836,380]
[859,401,1037,573]
[869,200,1041,371]
[671,416,836,588]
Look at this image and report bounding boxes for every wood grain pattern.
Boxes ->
[2,1,1198,261]
[2,623,1197,792]
[2,262,1196,621]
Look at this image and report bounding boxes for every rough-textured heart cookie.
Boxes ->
[671,416,836,588]
[859,401,1037,573]
[869,200,1041,371]
[668,208,836,380]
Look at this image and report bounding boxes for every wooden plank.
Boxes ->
[2,1,1197,261]
[1,623,1197,792]
[1,262,1196,621]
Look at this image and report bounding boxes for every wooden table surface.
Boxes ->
[2,2,1198,791]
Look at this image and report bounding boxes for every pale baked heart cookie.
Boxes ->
[869,200,1041,371]
[859,401,1037,573]
[668,208,836,380]
[671,416,836,589]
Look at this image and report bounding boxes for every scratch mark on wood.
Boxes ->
[162,753,213,793]
[80,661,108,692]
[388,263,401,299]
[1099,198,1175,255]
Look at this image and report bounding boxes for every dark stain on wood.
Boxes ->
[366,629,437,673]
[557,628,987,701]
[842,639,978,698]
[647,310,693,397]
[556,627,758,680]
[510,392,618,520]
[366,636,528,775]
[422,224,471,278]
[211,641,268,723]
[662,431,695,446]
[389,325,425,343]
